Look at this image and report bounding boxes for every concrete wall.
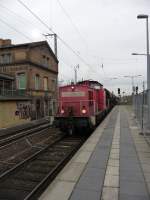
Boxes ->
[0,101,30,128]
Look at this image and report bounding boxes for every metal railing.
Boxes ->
[133,90,150,133]
[0,89,52,97]
[0,89,28,97]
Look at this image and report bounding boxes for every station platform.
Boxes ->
[39,106,150,200]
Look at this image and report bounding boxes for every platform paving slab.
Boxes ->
[56,162,85,182]
[102,187,119,200]
[104,175,119,187]
[80,143,97,152]
[119,193,150,200]
[70,108,119,200]
[101,110,120,200]
[106,166,119,176]
[108,159,119,167]
[71,151,92,164]
[39,180,75,200]
[70,188,100,200]
[119,106,150,200]
[75,173,104,191]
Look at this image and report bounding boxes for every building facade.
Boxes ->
[0,39,58,124]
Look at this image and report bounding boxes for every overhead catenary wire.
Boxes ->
[0,2,140,63]
[46,37,74,71]
[17,0,55,34]
[0,2,75,81]
[0,17,32,41]
[0,0,142,82]
[0,2,44,33]
[17,0,97,74]
[3,0,135,79]
[56,0,88,48]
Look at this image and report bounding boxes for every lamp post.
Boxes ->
[137,14,150,123]
[132,53,147,56]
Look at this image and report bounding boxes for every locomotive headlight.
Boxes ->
[61,108,65,114]
[82,107,87,114]
[71,86,75,90]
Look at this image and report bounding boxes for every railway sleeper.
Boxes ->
[48,146,73,153]
[43,135,66,144]
[54,144,74,149]
[6,148,38,163]
[0,163,12,174]
[28,160,58,168]
[0,137,84,200]
[25,165,52,174]
[0,178,37,191]
[0,188,28,200]
[39,150,63,157]
[59,139,82,143]
[43,151,69,158]
[14,171,44,182]
[37,155,64,162]
[35,158,59,165]
[40,151,68,158]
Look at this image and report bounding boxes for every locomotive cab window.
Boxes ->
[88,91,93,106]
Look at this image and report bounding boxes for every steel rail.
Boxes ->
[0,122,51,147]
[0,135,85,200]
[0,134,67,180]
[24,137,84,200]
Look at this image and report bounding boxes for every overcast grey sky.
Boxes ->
[0,0,150,94]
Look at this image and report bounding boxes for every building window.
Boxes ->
[35,74,40,90]
[17,73,26,89]
[47,57,49,63]
[42,55,49,67]
[51,79,56,91]
[0,53,12,64]
[42,55,46,66]
[43,77,48,91]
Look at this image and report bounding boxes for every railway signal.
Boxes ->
[136,86,138,94]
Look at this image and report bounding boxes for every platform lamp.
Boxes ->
[137,14,150,123]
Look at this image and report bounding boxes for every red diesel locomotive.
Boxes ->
[55,80,117,134]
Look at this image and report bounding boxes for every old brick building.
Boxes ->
[0,39,58,123]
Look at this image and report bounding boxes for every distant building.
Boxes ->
[0,39,58,127]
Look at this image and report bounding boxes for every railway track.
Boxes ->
[0,135,85,200]
[0,119,51,147]
[0,127,64,176]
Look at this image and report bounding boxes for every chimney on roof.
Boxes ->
[0,39,12,47]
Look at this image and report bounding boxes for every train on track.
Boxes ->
[55,80,118,134]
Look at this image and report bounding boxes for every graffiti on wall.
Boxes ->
[15,99,57,120]
[16,102,32,119]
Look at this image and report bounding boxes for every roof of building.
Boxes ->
[77,80,103,86]
[0,40,58,63]
[0,73,14,80]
